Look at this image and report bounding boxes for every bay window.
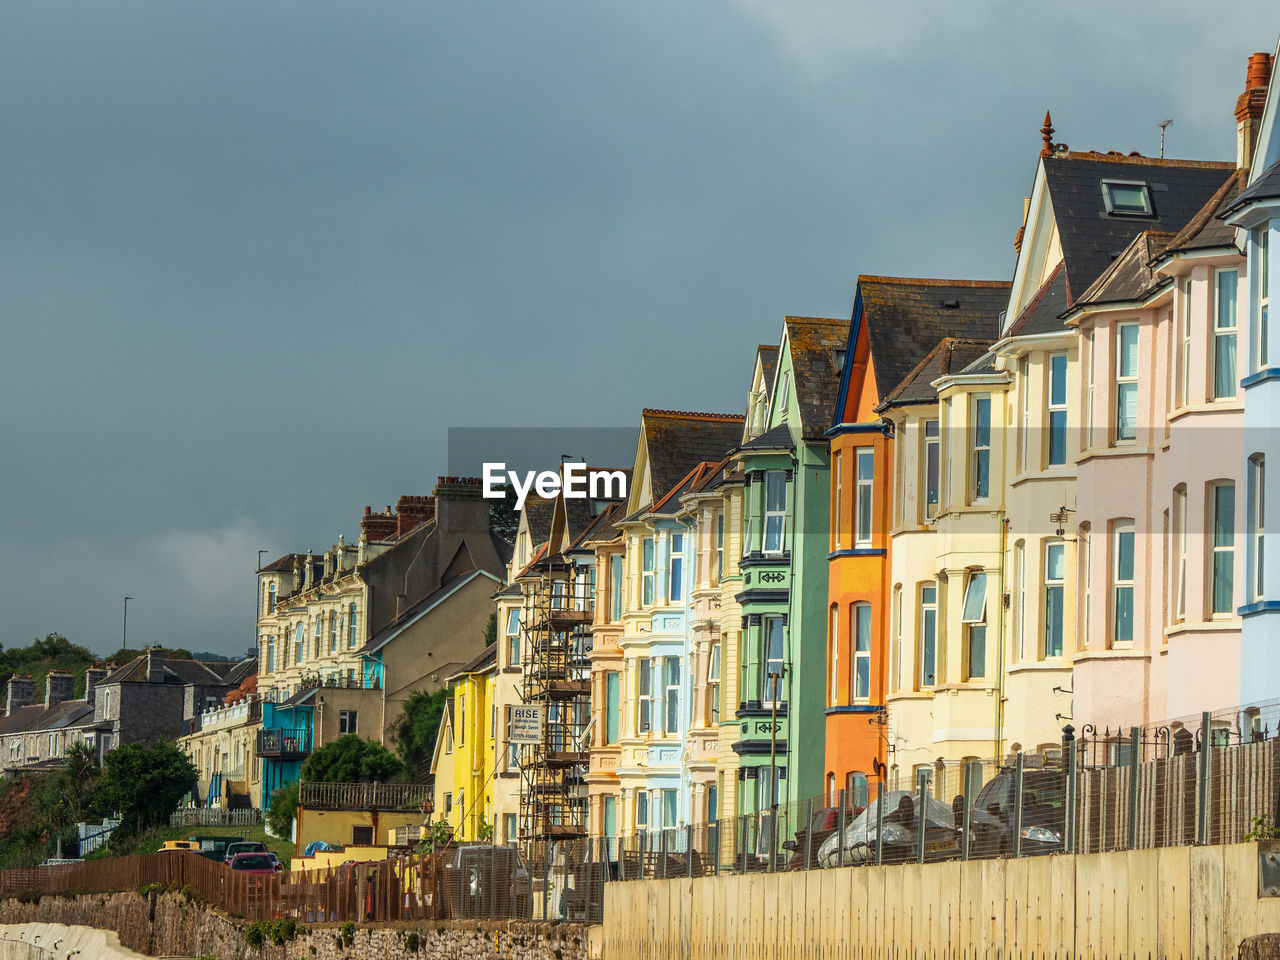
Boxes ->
[833,451,843,549]
[855,449,874,545]
[347,603,359,648]
[1013,540,1026,661]
[610,554,623,621]
[714,512,724,584]
[641,538,655,606]
[763,471,787,554]
[853,602,871,701]
[971,395,991,501]
[961,571,988,679]
[1250,455,1266,603]
[1047,352,1068,466]
[637,658,653,734]
[329,611,338,654]
[761,617,785,706]
[707,643,720,724]
[829,606,839,706]
[1210,482,1236,615]
[1213,269,1239,399]
[919,583,937,688]
[668,533,684,603]
[1257,228,1269,369]
[1173,485,1187,621]
[664,658,681,734]
[1112,522,1135,645]
[605,672,620,744]
[1179,280,1192,407]
[1115,323,1139,442]
[505,608,521,666]
[1044,541,1065,658]
[923,419,940,518]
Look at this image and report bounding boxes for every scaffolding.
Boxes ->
[518,559,593,842]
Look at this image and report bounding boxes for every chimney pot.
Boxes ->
[1248,52,1271,90]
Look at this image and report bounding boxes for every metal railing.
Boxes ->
[297,780,431,811]
[255,727,312,758]
[170,808,263,827]
[608,715,1280,880]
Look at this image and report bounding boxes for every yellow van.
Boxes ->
[159,840,197,853]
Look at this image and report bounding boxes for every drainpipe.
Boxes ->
[995,515,1009,762]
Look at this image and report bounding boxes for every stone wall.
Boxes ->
[0,890,593,960]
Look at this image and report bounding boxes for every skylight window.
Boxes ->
[1101,180,1153,217]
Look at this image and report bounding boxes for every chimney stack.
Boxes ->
[84,666,109,705]
[1237,52,1272,170]
[5,676,35,716]
[45,671,74,710]
[433,476,487,535]
[145,646,165,684]
[360,505,399,542]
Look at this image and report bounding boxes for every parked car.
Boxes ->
[963,767,1066,857]
[816,791,961,867]
[783,803,863,870]
[228,852,282,874]
[441,845,532,919]
[224,840,268,865]
[187,835,244,862]
[160,840,199,853]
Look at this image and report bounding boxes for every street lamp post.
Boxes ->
[122,596,134,650]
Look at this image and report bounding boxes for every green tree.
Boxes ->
[394,688,449,781]
[265,782,299,838]
[484,611,498,647]
[99,740,198,833]
[488,483,519,541]
[0,633,96,704]
[301,734,402,783]
[57,742,101,824]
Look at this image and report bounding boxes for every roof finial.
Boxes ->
[1040,110,1055,158]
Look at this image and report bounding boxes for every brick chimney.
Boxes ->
[361,505,399,542]
[45,671,75,709]
[145,646,165,684]
[5,676,35,716]
[1237,52,1271,170]
[432,476,488,536]
[395,495,435,537]
[84,666,109,705]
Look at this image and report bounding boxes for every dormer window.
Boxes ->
[1101,180,1153,217]
[833,349,846,374]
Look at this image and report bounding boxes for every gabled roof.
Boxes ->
[445,645,497,683]
[1223,157,1280,215]
[650,459,728,516]
[758,345,779,402]
[1074,231,1175,308]
[837,278,1009,422]
[640,410,745,501]
[519,498,555,547]
[358,568,502,655]
[0,699,95,736]
[569,500,629,548]
[101,655,237,686]
[1006,264,1070,337]
[1163,167,1247,255]
[781,317,851,440]
[875,338,995,412]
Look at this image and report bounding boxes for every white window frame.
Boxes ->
[328,611,338,654]
[641,538,655,606]
[961,571,988,680]
[923,419,941,519]
[1044,541,1065,658]
[1101,179,1153,216]
[1115,322,1139,443]
[348,603,359,648]
[1047,351,1068,466]
[892,585,903,693]
[1112,521,1135,646]
[635,790,649,832]
[637,658,653,735]
[714,512,724,585]
[919,583,937,689]
[1018,356,1029,472]
[707,643,720,724]
[1081,527,1092,648]
[668,532,685,603]
[1250,455,1266,603]
[829,606,839,707]
[1210,482,1236,616]
[663,657,681,735]
[853,602,871,702]
[762,471,787,554]
[833,451,843,550]
[1256,227,1270,370]
[505,608,521,667]
[1014,541,1026,661]
[971,394,991,502]
[1180,280,1192,407]
[761,617,785,707]
[1086,333,1095,448]
[855,449,874,545]
[1173,485,1187,621]
[610,554,623,621]
[1213,268,1239,400]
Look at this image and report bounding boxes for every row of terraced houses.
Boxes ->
[175,45,1280,857]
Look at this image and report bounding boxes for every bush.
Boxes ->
[340,920,356,947]
[405,930,420,951]
[266,781,299,838]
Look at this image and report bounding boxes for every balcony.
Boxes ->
[298,780,431,811]
[256,727,312,760]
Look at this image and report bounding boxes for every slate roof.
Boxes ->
[1223,157,1280,215]
[569,500,629,547]
[958,351,999,375]
[358,568,499,654]
[875,338,995,411]
[641,410,745,501]
[758,345,779,402]
[738,423,796,452]
[101,654,238,686]
[446,645,497,682]
[0,699,95,736]
[784,317,852,440]
[1162,167,1247,255]
[1006,264,1070,337]
[1074,231,1175,307]
[520,498,555,546]
[649,459,728,516]
[854,278,1009,409]
[1041,153,1232,298]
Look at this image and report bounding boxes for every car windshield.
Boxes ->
[233,855,274,869]
[852,790,956,830]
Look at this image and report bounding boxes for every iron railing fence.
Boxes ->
[608,714,1280,881]
[169,808,263,828]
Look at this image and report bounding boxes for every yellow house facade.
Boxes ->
[429,646,498,842]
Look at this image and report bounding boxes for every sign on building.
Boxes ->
[508,705,544,743]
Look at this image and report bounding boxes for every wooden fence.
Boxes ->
[298,781,431,811]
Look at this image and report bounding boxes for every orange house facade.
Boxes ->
[824,307,891,805]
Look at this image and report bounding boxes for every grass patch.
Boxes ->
[91,821,293,866]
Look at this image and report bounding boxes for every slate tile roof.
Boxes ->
[649,458,729,516]
[758,345,779,402]
[520,498,555,546]
[1163,167,1246,255]
[738,423,796,452]
[1010,153,1233,335]
[855,277,1009,409]
[446,644,497,682]
[959,351,1000,375]
[102,654,238,686]
[1223,157,1280,214]
[0,700,95,737]
[1074,231,1175,307]
[875,338,996,411]
[641,410,745,500]
[784,317,852,440]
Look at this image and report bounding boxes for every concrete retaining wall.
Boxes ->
[604,841,1280,960]
[0,922,148,959]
